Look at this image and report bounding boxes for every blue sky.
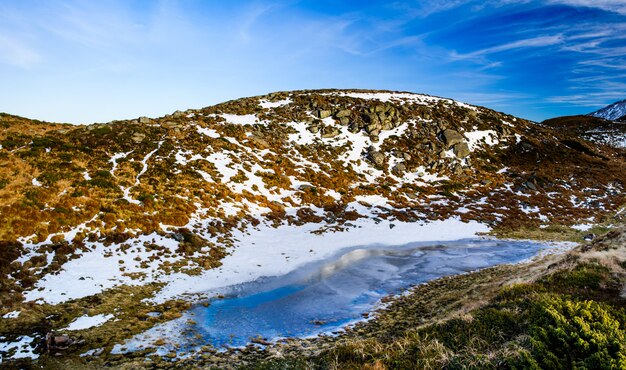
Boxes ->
[1,0,625,123]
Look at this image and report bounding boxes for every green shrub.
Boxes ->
[526,296,626,369]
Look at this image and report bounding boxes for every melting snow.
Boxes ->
[221,114,258,125]
[63,314,114,331]
[259,98,292,109]
[571,224,593,231]
[0,336,38,361]
[196,126,220,138]
[2,311,20,319]
[464,130,499,150]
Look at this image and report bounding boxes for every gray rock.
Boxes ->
[339,117,350,126]
[316,110,332,119]
[442,129,465,147]
[298,184,317,191]
[163,121,182,129]
[131,132,146,143]
[367,147,386,167]
[453,142,470,158]
[392,162,407,175]
[138,116,152,124]
[335,109,351,118]
[366,123,381,133]
[321,126,340,138]
[307,125,320,134]
[381,121,393,130]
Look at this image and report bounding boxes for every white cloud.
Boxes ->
[547,0,626,15]
[451,35,564,60]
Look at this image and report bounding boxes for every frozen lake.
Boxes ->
[114,238,558,354]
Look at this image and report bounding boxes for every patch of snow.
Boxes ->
[196,126,220,138]
[571,224,593,231]
[110,151,132,176]
[259,98,291,109]
[63,314,114,331]
[464,130,499,151]
[221,114,258,125]
[288,121,317,146]
[2,311,19,319]
[23,232,182,304]
[81,348,104,357]
[0,336,38,361]
[31,177,42,187]
[324,91,478,111]
[207,152,237,182]
[83,171,91,181]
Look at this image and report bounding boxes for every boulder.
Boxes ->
[453,142,470,158]
[442,129,465,147]
[45,333,74,352]
[392,162,407,175]
[307,125,320,134]
[335,109,352,118]
[348,124,360,133]
[321,126,340,138]
[138,116,152,124]
[366,123,381,134]
[316,110,332,119]
[367,147,386,167]
[131,132,146,143]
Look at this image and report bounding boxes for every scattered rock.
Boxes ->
[138,116,152,124]
[453,142,470,158]
[307,125,320,134]
[131,132,146,143]
[338,117,350,126]
[367,146,386,167]
[392,163,407,175]
[298,184,317,192]
[316,110,332,119]
[44,333,74,352]
[335,109,351,118]
[441,129,465,147]
[321,126,340,138]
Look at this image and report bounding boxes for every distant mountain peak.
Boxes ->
[589,99,626,121]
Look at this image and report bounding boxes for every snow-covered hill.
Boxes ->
[589,99,626,121]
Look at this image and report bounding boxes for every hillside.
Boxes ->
[542,115,626,149]
[1,89,626,366]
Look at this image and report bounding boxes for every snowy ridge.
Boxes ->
[589,99,626,121]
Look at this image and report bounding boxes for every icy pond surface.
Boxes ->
[114,238,563,354]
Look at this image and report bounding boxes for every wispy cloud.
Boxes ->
[0,34,41,68]
[548,0,626,15]
[451,35,564,60]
